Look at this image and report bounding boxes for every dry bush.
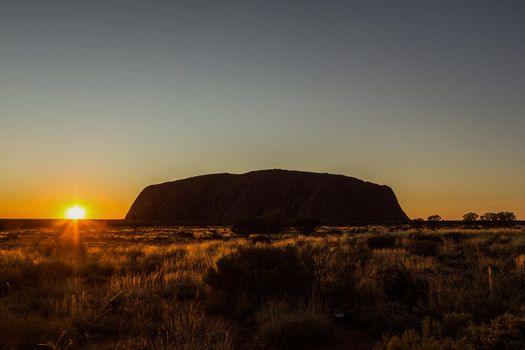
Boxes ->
[298,238,371,310]
[367,234,397,249]
[163,276,203,301]
[377,263,428,305]
[254,299,335,349]
[205,246,312,308]
[130,301,234,349]
[231,215,282,235]
[292,217,322,234]
[250,235,272,244]
[376,313,525,350]
[405,240,441,257]
[0,260,74,295]
[0,304,73,350]
[442,232,470,243]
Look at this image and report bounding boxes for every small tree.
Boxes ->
[427,215,442,222]
[411,218,425,228]
[497,211,517,222]
[462,212,479,222]
[479,211,517,227]
[480,212,517,222]
[426,215,442,230]
[480,212,498,221]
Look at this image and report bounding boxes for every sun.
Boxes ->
[65,205,86,220]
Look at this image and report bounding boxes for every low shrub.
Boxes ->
[177,231,194,239]
[71,291,128,340]
[254,300,335,349]
[406,240,441,257]
[79,262,115,280]
[375,313,525,350]
[250,235,272,244]
[347,238,372,264]
[378,264,427,305]
[139,254,165,272]
[443,232,470,243]
[441,312,472,338]
[367,234,397,249]
[375,328,466,350]
[163,277,203,301]
[208,232,223,240]
[0,261,74,294]
[126,248,145,262]
[231,216,282,235]
[256,316,334,349]
[292,217,322,234]
[466,313,525,349]
[205,246,312,305]
[140,302,234,350]
[0,304,73,350]
[409,233,444,243]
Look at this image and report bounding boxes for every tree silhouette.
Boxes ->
[427,215,442,222]
[462,212,479,222]
[497,212,517,222]
[479,211,517,226]
[480,212,498,221]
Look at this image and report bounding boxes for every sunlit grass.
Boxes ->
[1,225,525,349]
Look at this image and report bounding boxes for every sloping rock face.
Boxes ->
[125,169,409,225]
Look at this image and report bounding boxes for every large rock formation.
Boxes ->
[125,169,409,225]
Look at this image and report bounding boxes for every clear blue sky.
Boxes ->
[1,0,524,219]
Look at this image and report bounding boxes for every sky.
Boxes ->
[1,0,524,219]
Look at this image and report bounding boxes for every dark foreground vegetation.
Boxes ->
[1,224,525,349]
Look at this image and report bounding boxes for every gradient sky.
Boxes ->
[1,1,524,219]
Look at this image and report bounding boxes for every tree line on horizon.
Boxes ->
[414,211,518,223]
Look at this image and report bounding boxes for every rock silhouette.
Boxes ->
[125,169,409,225]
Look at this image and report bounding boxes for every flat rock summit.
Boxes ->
[125,169,409,225]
